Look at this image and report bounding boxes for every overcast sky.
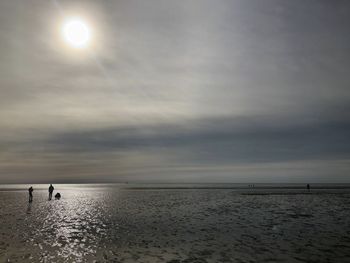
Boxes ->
[0,0,349,183]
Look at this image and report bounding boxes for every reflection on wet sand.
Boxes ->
[26,203,32,215]
[1,186,350,262]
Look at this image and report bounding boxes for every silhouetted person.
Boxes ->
[28,186,33,203]
[48,184,54,200]
[55,193,61,200]
[307,184,310,192]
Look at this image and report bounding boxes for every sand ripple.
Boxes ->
[1,188,350,262]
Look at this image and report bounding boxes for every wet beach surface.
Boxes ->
[1,185,350,262]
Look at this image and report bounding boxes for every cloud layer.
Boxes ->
[0,0,350,183]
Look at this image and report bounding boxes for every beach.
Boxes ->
[1,184,350,262]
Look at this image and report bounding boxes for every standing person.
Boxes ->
[48,184,54,200]
[28,186,33,203]
[307,184,310,192]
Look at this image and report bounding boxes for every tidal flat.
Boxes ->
[1,184,350,262]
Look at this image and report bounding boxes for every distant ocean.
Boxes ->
[1,182,350,191]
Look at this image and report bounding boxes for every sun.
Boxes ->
[62,18,91,48]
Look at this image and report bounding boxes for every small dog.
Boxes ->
[54,193,61,200]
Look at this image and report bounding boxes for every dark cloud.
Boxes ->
[44,116,350,162]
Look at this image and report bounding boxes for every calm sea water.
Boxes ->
[1,183,350,191]
[1,184,350,262]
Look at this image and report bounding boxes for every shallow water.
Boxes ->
[1,184,350,262]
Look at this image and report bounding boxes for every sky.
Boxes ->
[0,0,350,183]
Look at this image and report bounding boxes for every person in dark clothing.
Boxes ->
[54,193,61,200]
[307,184,311,192]
[48,184,54,200]
[28,186,33,203]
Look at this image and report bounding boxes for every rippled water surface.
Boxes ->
[1,184,350,262]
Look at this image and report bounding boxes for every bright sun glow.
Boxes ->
[62,18,90,48]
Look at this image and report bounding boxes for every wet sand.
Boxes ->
[1,185,350,262]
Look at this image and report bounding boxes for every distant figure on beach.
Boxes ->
[307,184,310,192]
[48,184,54,200]
[55,193,61,200]
[28,186,33,203]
